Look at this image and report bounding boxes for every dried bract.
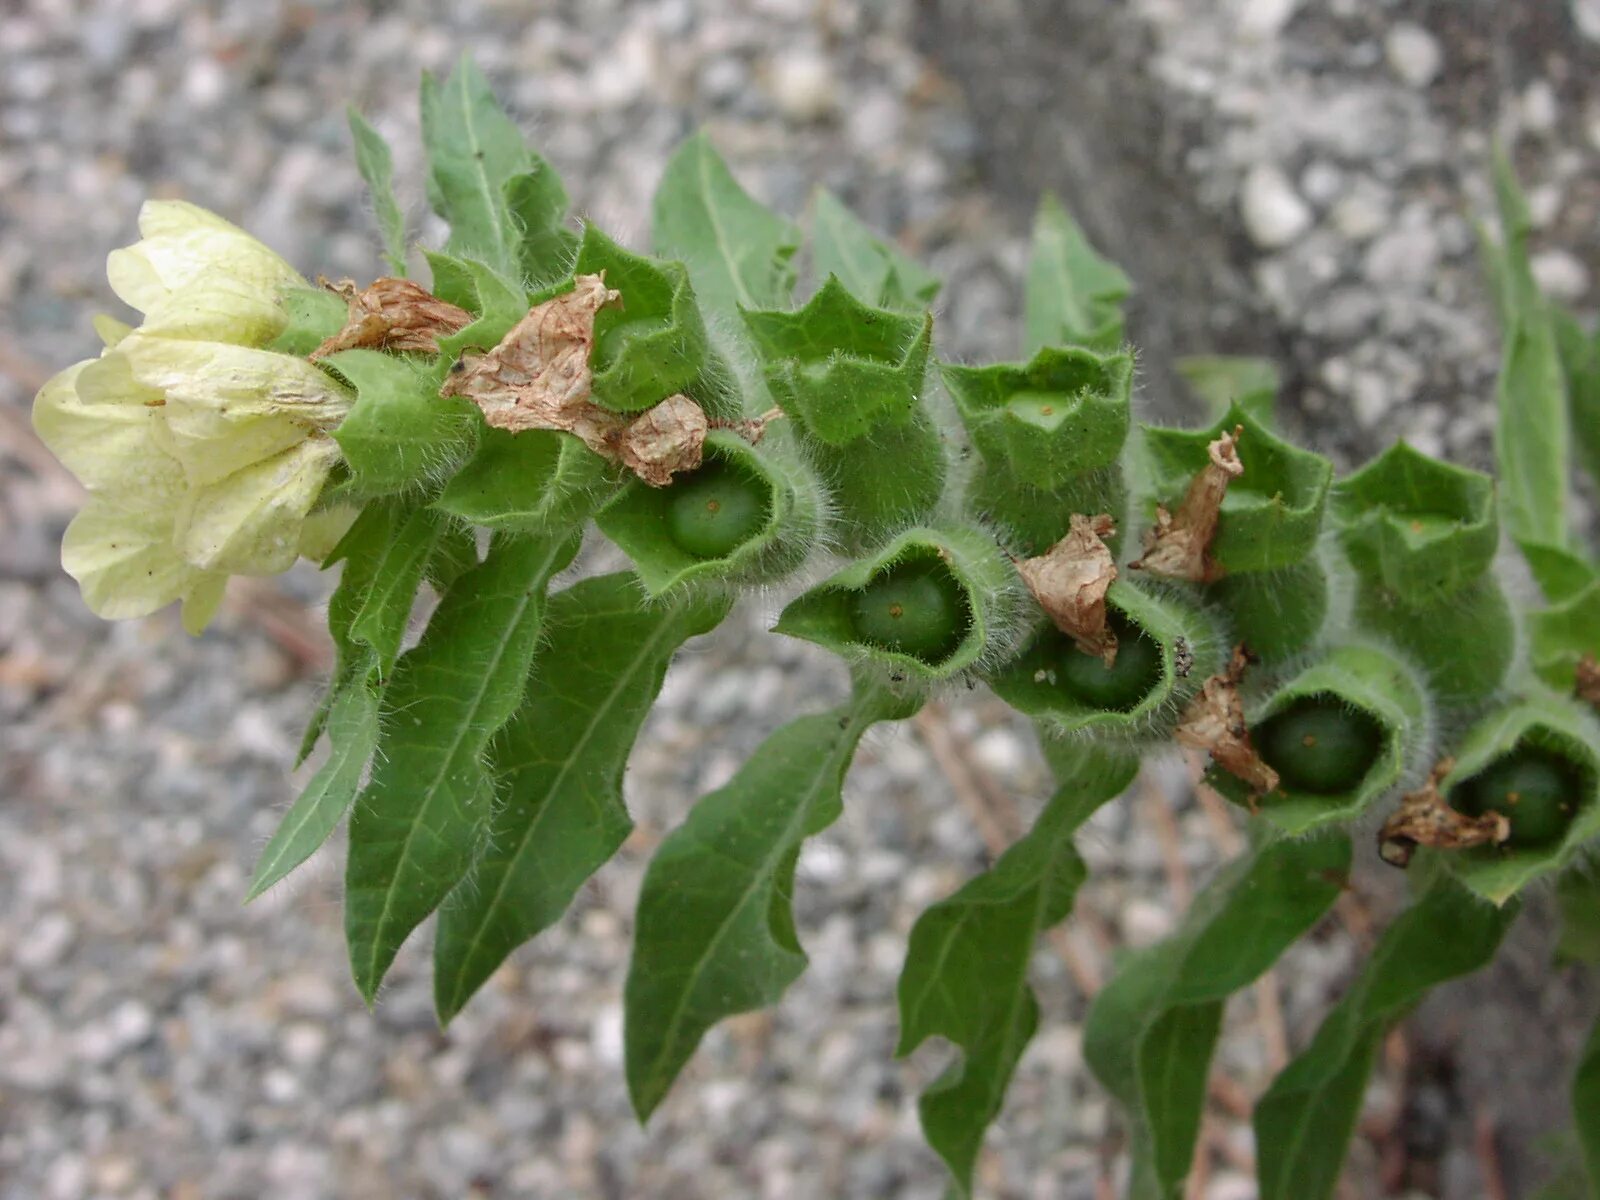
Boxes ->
[1377,758,1510,868]
[1016,513,1120,665]
[311,277,473,359]
[1176,643,1280,799]
[441,274,708,486]
[1133,424,1244,583]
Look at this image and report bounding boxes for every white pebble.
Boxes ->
[1532,249,1590,301]
[769,49,836,122]
[1234,0,1299,39]
[1120,897,1174,948]
[1385,23,1442,88]
[1241,165,1314,249]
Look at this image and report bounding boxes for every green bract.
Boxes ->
[742,276,943,546]
[1438,697,1600,903]
[48,64,1600,1200]
[573,225,725,414]
[941,345,1133,489]
[1332,441,1498,600]
[1141,403,1333,574]
[595,430,820,595]
[1209,644,1427,835]
[773,525,1016,680]
[989,582,1222,737]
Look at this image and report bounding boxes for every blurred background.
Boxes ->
[3,1,1599,1197]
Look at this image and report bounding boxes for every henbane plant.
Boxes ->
[34,59,1600,1197]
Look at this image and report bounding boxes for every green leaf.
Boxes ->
[344,531,579,1002]
[1498,318,1572,552]
[247,684,380,900]
[348,107,408,276]
[432,574,731,1021]
[1554,870,1600,967]
[1176,355,1280,424]
[327,349,478,496]
[1254,876,1519,1200]
[435,427,617,534]
[1530,580,1600,695]
[896,752,1135,1193]
[941,345,1133,489]
[269,287,348,357]
[1084,831,1351,1199]
[652,132,800,316]
[347,504,449,676]
[420,56,532,276]
[506,163,579,286]
[426,252,533,361]
[1521,540,1600,605]
[1483,151,1571,553]
[1555,310,1600,497]
[1024,192,1131,355]
[624,681,920,1118]
[1576,1011,1600,1196]
[810,188,940,311]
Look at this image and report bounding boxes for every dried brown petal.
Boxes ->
[1016,513,1120,665]
[1377,758,1510,868]
[710,406,784,445]
[1577,653,1600,710]
[310,277,473,359]
[1176,643,1280,799]
[1132,424,1244,583]
[612,393,708,487]
[439,274,707,486]
[440,273,622,425]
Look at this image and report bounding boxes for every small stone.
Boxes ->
[1532,249,1590,301]
[1235,0,1299,39]
[1120,897,1174,948]
[1385,23,1442,88]
[1576,0,1600,43]
[1331,191,1388,240]
[15,910,75,970]
[591,1003,624,1068]
[1363,225,1440,286]
[1241,165,1313,249]
[769,49,836,122]
[1522,80,1560,133]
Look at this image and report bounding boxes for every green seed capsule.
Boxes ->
[1456,747,1584,847]
[851,560,970,662]
[1054,613,1163,711]
[1256,695,1383,795]
[665,463,770,559]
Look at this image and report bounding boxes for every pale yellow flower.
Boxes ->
[34,201,354,633]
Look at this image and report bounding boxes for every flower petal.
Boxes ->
[106,201,303,345]
[32,356,182,494]
[180,573,229,634]
[114,336,352,484]
[175,437,341,576]
[297,504,361,564]
[60,488,202,621]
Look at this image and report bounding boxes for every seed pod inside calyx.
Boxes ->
[988,581,1220,737]
[1205,644,1427,837]
[1453,745,1583,848]
[595,429,820,596]
[774,525,1018,682]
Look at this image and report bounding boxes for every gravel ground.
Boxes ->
[0,2,1595,1199]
